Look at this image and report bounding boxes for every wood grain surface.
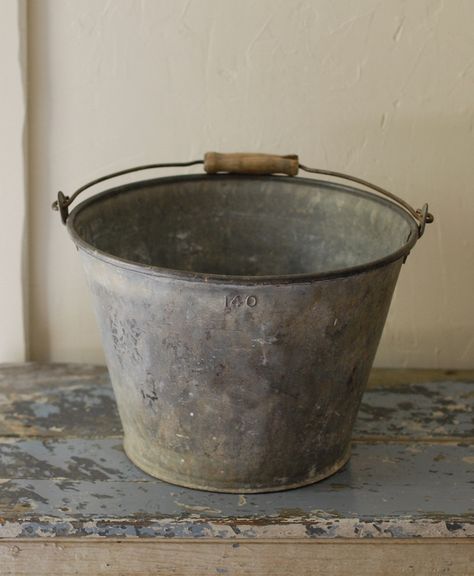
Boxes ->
[1,539,473,576]
[204,152,299,176]
[0,363,472,575]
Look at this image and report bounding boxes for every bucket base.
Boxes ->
[123,438,352,494]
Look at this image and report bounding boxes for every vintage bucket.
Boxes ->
[53,152,433,492]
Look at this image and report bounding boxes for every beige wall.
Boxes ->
[27,0,474,368]
[0,0,27,362]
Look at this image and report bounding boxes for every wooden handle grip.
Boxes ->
[204,152,299,176]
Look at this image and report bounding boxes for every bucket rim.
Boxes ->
[66,173,419,285]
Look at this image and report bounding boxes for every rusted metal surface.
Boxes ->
[0,364,472,540]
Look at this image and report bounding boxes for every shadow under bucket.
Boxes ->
[54,152,433,492]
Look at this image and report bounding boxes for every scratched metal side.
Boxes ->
[62,173,420,492]
[78,249,403,492]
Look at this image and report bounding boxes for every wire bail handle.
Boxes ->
[53,152,433,236]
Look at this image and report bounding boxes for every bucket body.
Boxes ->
[68,174,419,492]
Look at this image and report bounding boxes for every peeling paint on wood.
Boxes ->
[0,363,472,542]
[0,364,472,440]
[358,381,474,439]
[0,364,119,438]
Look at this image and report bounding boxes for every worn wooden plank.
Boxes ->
[358,381,474,440]
[0,363,472,440]
[368,368,474,388]
[0,363,472,546]
[1,364,472,393]
[0,364,120,438]
[0,437,473,485]
[0,441,472,539]
[0,364,109,390]
[0,539,473,576]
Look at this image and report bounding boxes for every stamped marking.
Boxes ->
[225,295,258,309]
[246,295,257,307]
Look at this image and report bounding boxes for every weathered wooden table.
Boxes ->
[0,364,472,575]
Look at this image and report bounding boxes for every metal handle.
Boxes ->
[298,164,434,237]
[52,160,204,224]
[52,153,433,236]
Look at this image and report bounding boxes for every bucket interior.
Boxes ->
[70,175,416,277]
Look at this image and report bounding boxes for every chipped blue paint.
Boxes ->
[0,443,472,521]
[357,381,474,438]
[29,403,61,419]
[1,364,473,440]
[0,439,141,481]
[1,516,472,540]
[0,364,472,540]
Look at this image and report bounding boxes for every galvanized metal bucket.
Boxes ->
[53,152,433,493]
